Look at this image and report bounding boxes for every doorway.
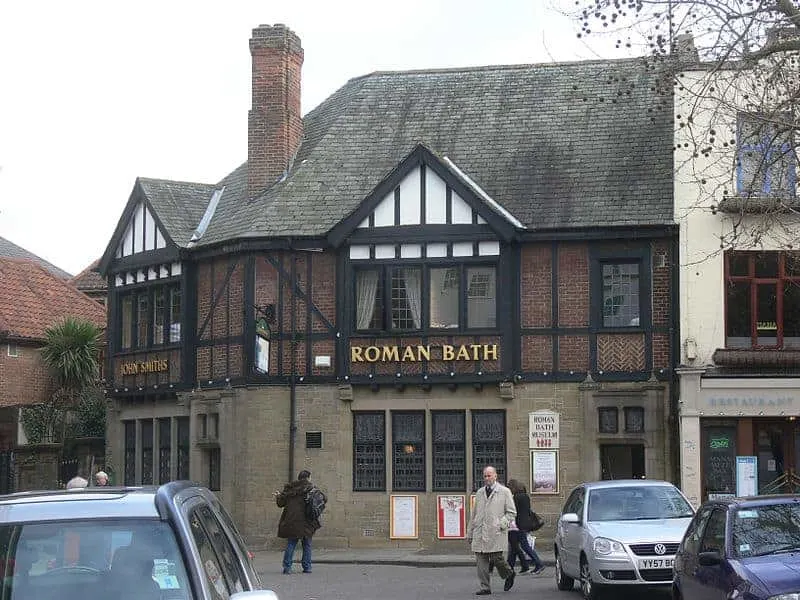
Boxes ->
[754,419,800,494]
[600,444,645,480]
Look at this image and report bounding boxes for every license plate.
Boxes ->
[637,558,674,569]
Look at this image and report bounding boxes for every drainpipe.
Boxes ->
[288,250,298,482]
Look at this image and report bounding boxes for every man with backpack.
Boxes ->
[274,469,327,574]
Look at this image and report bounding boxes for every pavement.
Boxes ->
[250,547,556,571]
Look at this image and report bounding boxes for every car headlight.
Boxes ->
[593,537,626,556]
[768,595,800,600]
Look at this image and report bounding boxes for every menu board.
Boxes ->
[704,427,736,496]
[390,495,418,539]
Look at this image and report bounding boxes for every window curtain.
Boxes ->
[402,268,422,329]
[356,270,380,329]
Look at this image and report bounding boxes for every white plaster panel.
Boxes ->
[400,244,422,258]
[115,275,124,287]
[156,229,166,249]
[171,262,182,276]
[160,265,169,278]
[126,272,135,285]
[477,215,487,225]
[122,222,134,257]
[452,242,473,257]
[427,243,448,258]
[137,270,146,283]
[357,217,369,229]
[478,241,500,256]
[349,245,371,260]
[451,191,472,224]
[373,191,395,227]
[425,172,447,224]
[144,206,156,251]
[148,267,157,280]
[399,166,421,225]
[375,245,395,259]
[133,203,144,254]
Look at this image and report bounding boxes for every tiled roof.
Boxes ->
[0,257,106,342]
[70,259,107,292]
[133,58,675,249]
[0,236,71,278]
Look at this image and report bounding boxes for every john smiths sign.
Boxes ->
[121,359,169,376]
[351,344,498,363]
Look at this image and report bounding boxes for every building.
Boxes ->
[0,236,71,279]
[0,256,106,491]
[675,35,800,504]
[71,259,108,306]
[98,24,678,548]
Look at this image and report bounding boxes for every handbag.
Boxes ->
[530,511,544,531]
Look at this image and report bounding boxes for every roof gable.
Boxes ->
[0,258,106,341]
[0,236,71,279]
[327,144,522,247]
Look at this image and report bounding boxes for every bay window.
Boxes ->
[119,283,182,350]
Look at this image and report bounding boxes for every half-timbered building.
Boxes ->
[98,24,678,548]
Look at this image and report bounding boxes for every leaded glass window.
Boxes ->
[599,407,619,434]
[124,420,136,486]
[472,411,506,491]
[392,412,425,491]
[602,262,640,327]
[625,407,645,433]
[432,411,466,491]
[158,417,171,484]
[141,420,153,485]
[177,417,190,480]
[354,412,385,491]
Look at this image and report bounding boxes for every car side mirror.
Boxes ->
[231,591,280,600]
[561,512,580,524]
[698,551,722,566]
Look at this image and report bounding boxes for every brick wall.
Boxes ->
[0,343,54,409]
[520,244,551,327]
[557,244,589,327]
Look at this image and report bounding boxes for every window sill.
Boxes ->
[717,195,799,214]
[114,344,181,357]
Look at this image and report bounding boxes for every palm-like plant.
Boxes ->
[41,317,102,407]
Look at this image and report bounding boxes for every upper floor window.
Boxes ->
[602,262,640,327]
[119,283,181,350]
[355,263,496,333]
[737,113,796,198]
[726,251,800,349]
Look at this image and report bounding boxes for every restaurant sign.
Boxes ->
[121,359,169,376]
[350,344,498,363]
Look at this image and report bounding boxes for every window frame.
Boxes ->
[431,410,466,491]
[352,258,499,334]
[736,112,796,198]
[591,248,650,332]
[724,250,800,349]
[471,410,507,492]
[117,279,182,351]
[391,411,426,492]
[353,411,386,492]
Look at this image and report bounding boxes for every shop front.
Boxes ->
[677,367,800,505]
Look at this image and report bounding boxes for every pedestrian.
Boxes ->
[65,476,88,490]
[466,465,516,594]
[94,471,109,486]
[275,469,326,574]
[506,479,545,574]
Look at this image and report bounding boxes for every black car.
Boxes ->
[0,482,278,600]
[672,494,800,600]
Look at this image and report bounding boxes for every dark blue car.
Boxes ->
[672,495,800,600]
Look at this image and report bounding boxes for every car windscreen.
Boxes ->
[0,518,194,600]
[732,503,800,558]
[586,486,694,521]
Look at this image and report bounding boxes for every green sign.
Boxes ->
[710,437,730,450]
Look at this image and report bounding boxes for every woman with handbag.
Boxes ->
[506,479,546,574]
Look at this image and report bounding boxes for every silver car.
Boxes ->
[554,480,695,599]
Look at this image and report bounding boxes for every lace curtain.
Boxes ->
[356,270,380,329]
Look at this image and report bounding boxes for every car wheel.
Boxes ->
[554,550,574,591]
[580,556,602,600]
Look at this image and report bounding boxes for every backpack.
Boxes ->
[304,487,326,521]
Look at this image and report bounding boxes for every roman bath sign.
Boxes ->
[121,359,169,376]
[350,344,498,363]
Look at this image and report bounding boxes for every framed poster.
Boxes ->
[736,456,758,497]
[437,495,466,539]
[390,494,418,539]
[531,450,559,494]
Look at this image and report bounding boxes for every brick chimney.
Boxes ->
[248,24,303,199]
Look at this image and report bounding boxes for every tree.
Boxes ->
[560,0,800,254]
[41,317,101,409]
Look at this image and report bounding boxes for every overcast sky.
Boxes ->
[0,0,625,276]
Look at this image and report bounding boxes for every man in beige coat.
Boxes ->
[466,465,517,594]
